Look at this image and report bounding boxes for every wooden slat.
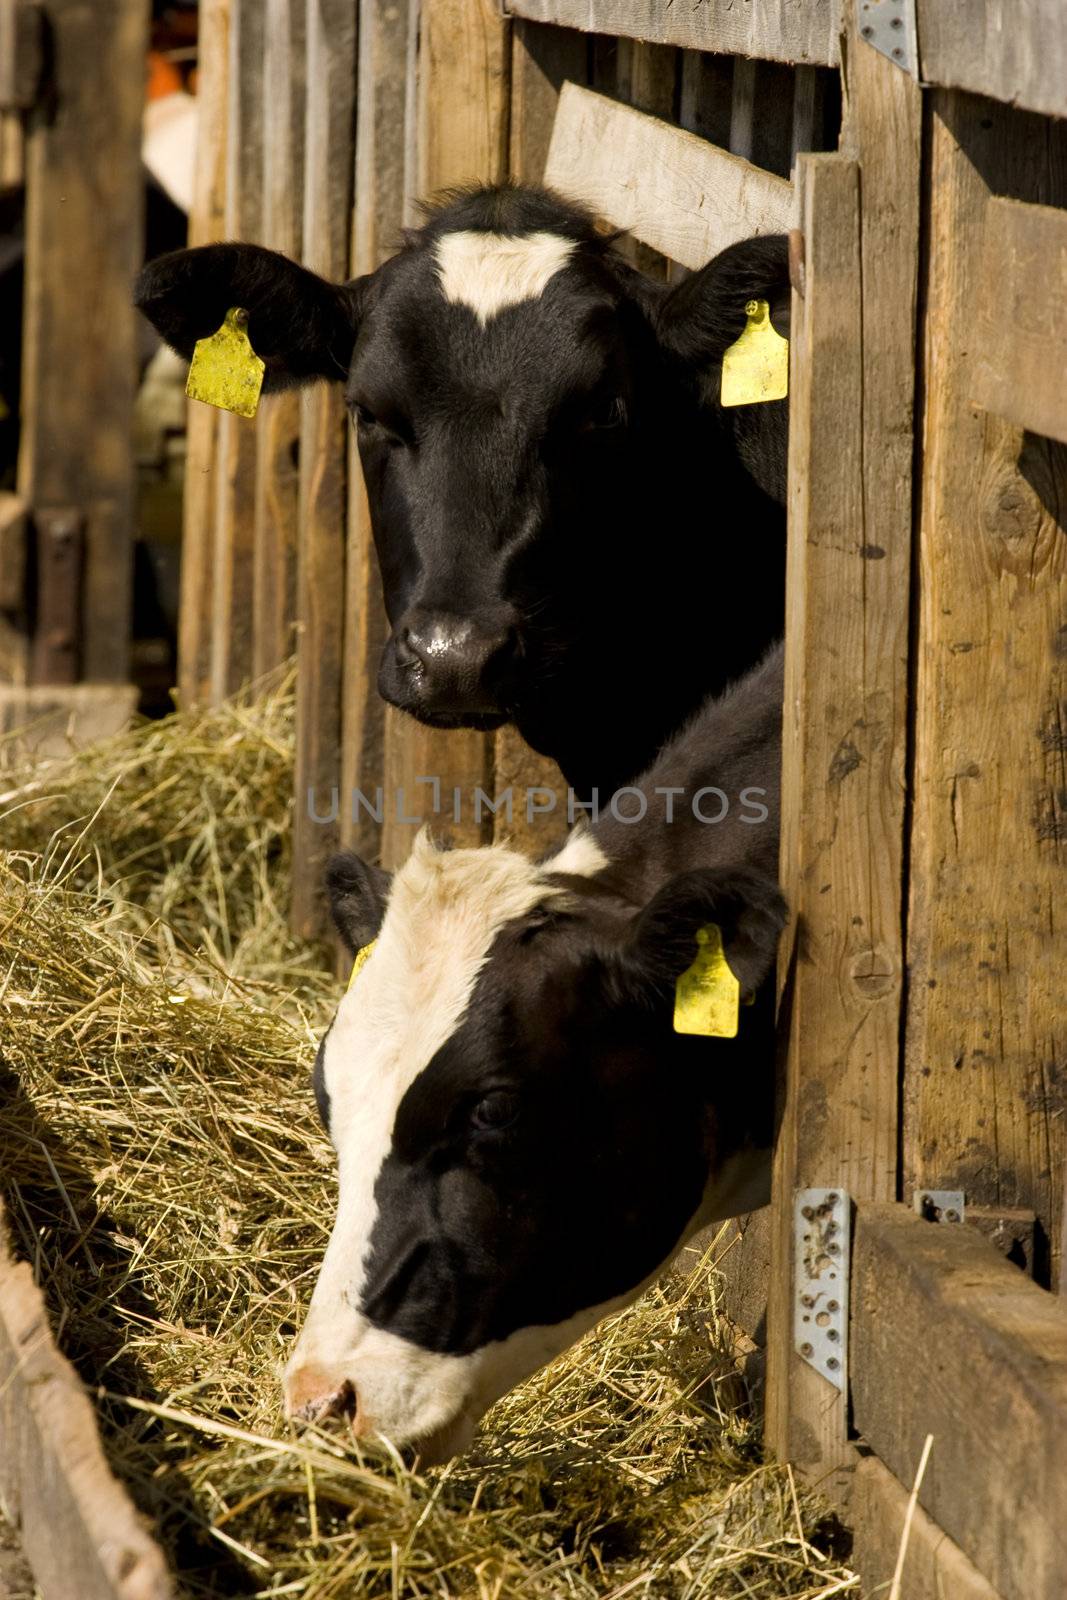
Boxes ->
[0,1205,173,1600]
[852,1205,1067,1600]
[177,0,230,707]
[209,0,265,703]
[291,0,358,937]
[17,0,145,685]
[379,0,510,870]
[252,0,306,678]
[971,196,1067,447]
[917,0,1067,122]
[767,18,921,1481]
[850,1451,1002,1600]
[545,83,792,270]
[678,49,733,149]
[905,91,1067,1291]
[504,0,839,67]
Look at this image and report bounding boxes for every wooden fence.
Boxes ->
[1,0,1064,1595]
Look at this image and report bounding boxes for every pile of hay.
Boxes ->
[0,688,858,1599]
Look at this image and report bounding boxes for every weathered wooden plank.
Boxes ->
[677,49,733,149]
[209,0,265,703]
[852,1204,1067,1600]
[730,59,794,178]
[850,1451,1002,1600]
[504,0,839,67]
[252,0,306,678]
[177,0,230,708]
[905,92,1067,1292]
[17,0,146,685]
[0,1204,173,1600]
[291,0,358,937]
[917,0,1067,122]
[790,65,826,164]
[379,0,510,870]
[971,196,1067,448]
[545,83,792,270]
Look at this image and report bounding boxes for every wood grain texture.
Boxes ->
[905,92,1067,1291]
[678,48,733,149]
[850,1450,1002,1600]
[380,0,510,869]
[210,0,265,702]
[971,196,1067,447]
[292,0,357,936]
[253,0,306,678]
[178,0,229,706]
[545,83,792,270]
[17,0,146,685]
[917,0,1067,122]
[503,0,839,66]
[0,1203,173,1600]
[852,1204,1067,1600]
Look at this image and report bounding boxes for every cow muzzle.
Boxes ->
[379,607,519,725]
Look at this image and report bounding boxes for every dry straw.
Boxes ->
[0,681,858,1598]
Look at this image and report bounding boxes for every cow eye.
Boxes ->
[353,402,411,444]
[580,394,626,432]
[471,1090,519,1132]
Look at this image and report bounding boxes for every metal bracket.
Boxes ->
[913,1189,965,1223]
[855,0,919,77]
[794,1188,849,1392]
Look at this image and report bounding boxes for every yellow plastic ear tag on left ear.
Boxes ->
[186,306,265,418]
[720,298,789,408]
[673,923,740,1038]
[347,939,377,990]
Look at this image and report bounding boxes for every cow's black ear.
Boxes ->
[325,852,392,956]
[135,243,366,392]
[618,865,787,1000]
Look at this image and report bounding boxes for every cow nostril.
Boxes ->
[290,1375,358,1427]
[394,628,422,671]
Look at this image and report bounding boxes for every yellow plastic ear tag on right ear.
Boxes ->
[186,306,265,418]
[720,298,789,408]
[673,923,740,1038]
[347,939,377,990]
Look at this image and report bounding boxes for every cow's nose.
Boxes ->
[394,610,518,707]
[284,1366,361,1429]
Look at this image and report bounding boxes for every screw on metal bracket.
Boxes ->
[913,1190,965,1224]
[855,0,919,77]
[794,1188,850,1392]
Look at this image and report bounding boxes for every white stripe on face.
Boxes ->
[434,229,576,324]
[286,830,555,1440]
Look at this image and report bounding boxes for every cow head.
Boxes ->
[135,186,789,735]
[283,830,786,1461]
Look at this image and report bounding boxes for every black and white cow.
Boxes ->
[135,185,789,792]
[283,643,785,1460]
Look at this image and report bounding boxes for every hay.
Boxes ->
[0,689,859,1599]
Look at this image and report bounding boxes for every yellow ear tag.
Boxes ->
[186,306,265,418]
[720,298,788,408]
[673,923,740,1038]
[347,939,377,991]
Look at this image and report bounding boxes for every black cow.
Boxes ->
[135,185,789,792]
[283,642,785,1460]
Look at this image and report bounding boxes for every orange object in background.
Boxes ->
[147,49,183,102]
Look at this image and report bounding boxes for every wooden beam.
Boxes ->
[905,92,1067,1291]
[291,0,358,937]
[917,0,1067,122]
[379,0,510,870]
[17,0,146,685]
[767,16,921,1482]
[971,196,1067,447]
[252,0,305,679]
[850,1450,1002,1600]
[0,1206,173,1600]
[503,0,839,67]
[544,83,792,270]
[852,1204,1067,1600]
[177,0,229,707]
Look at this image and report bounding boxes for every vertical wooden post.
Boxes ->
[16,0,147,688]
[379,0,510,870]
[905,92,1067,1289]
[178,0,229,707]
[766,24,921,1481]
[210,0,265,702]
[253,0,306,679]
[678,50,732,148]
[291,0,357,937]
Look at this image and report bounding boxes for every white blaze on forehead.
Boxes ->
[544,826,609,879]
[434,229,576,324]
